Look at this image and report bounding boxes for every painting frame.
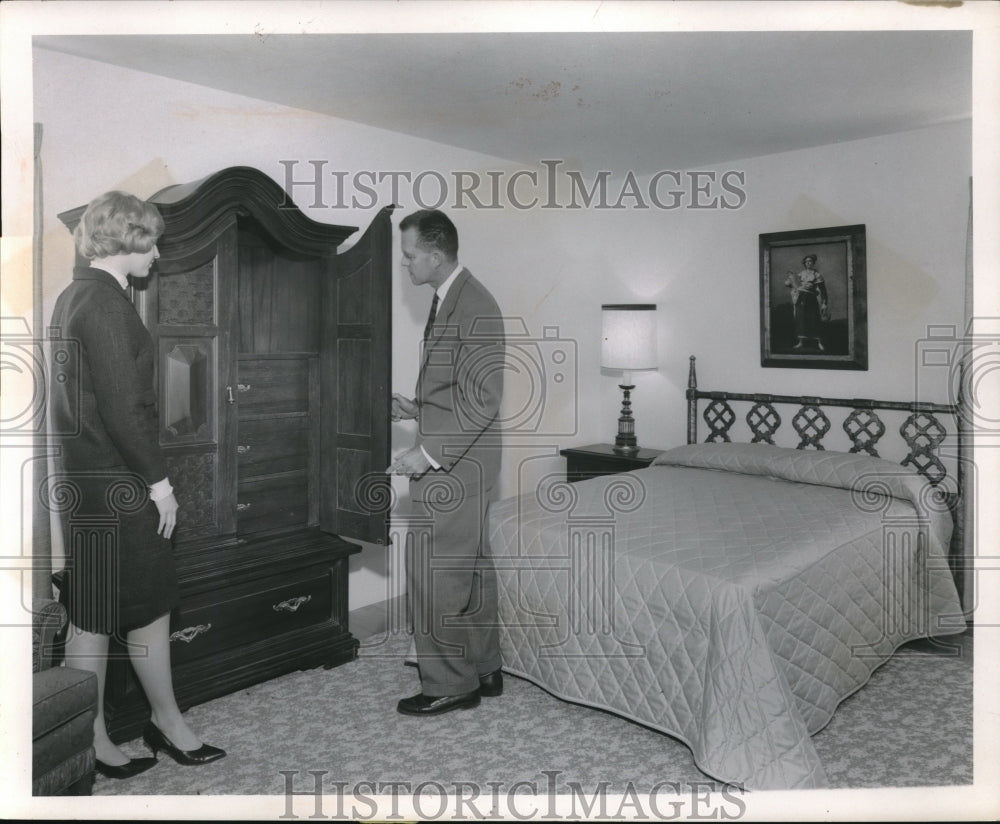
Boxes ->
[760,224,868,370]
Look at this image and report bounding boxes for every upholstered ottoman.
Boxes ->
[32,598,97,796]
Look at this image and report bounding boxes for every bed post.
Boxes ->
[687,355,698,444]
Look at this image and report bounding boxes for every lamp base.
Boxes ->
[612,383,639,456]
[612,441,639,456]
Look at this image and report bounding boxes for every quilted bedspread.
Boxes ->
[488,444,965,790]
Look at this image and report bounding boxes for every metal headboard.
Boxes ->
[684,355,970,604]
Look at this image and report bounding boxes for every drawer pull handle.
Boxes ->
[237,445,251,454]
[238,383,252,393]
[226,385,235,405]
[273,595,311,613]
[170,623,212,643]
[236,502,251,512]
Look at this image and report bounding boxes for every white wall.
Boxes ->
[34,48,971,610]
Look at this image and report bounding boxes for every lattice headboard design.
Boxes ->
[686,356,963,487]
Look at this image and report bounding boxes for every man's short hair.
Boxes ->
[399,209,459,260]
[74,190,165,260]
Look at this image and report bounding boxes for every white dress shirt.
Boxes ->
[420,263,462,470]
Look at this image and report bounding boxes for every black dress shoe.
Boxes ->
[95,756,158,780]
[143,722,226,765]
[397,690,481,716]
[479,669,503,697]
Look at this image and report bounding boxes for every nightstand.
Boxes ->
[560,443,665,483]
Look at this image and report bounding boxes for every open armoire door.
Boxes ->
[58,167,393,741]
[319,202,394,542]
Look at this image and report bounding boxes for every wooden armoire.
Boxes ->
[58,167,393,741]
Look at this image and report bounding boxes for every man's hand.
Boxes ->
[385,446,432,480]
[391,393,419,422]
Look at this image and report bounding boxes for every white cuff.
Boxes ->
[149,477,174,501]
[419,446,441,470]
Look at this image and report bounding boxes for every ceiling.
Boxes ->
[35,30,971,173]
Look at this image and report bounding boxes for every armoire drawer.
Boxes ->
[236,357,312,416]
[168,569,334,665]
[237,417,310,478]
[236,474,310,534]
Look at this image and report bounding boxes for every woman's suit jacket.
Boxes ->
[49,266,167,485]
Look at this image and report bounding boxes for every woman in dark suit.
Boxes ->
[49,191,224,779]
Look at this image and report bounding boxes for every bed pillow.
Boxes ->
[651,442,951,533]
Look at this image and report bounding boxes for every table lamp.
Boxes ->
[601,304,658,455]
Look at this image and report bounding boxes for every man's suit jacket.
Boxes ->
[49,266,167,485]
[412,268,504,501]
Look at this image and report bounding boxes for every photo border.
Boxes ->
[760,223,868,370]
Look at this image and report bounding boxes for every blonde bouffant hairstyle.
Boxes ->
[74,191,165,260]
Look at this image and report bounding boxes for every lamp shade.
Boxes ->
[601,304,658,371]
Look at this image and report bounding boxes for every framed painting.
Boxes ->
[760,224,867,370]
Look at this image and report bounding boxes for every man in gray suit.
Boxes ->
[388,209,505,715]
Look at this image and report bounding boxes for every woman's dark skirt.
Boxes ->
[52,467,178,636]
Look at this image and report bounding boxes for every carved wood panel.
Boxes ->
[158,262,215,326]
[164,451,217,541]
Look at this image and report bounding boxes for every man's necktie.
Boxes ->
[423,293,439,341]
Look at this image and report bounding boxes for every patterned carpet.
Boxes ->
[92,629,972,798]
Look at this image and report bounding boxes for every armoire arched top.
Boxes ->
[148,166,358,257]
[59,166,359,260]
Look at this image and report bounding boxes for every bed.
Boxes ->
[488,356,968,790]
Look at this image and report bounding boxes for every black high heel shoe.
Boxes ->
[142,721,226,766]
[95,756,158,779]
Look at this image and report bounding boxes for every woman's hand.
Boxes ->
[154,492,179,540]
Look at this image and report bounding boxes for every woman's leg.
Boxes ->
[63,624,130,765]
[126,613,202,750]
